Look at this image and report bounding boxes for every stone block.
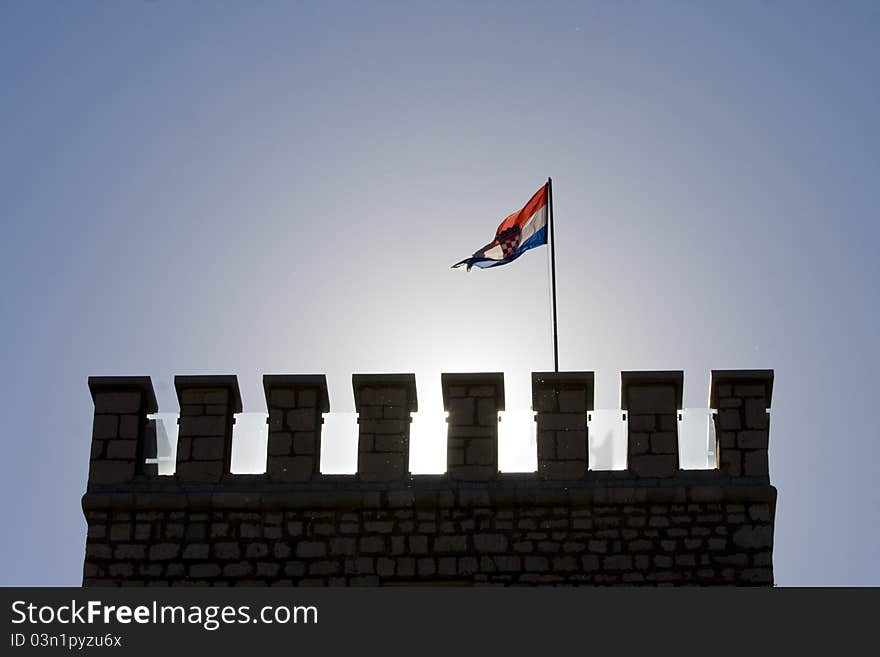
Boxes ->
[465,439,496,465]
[257,562,281,577]
[88,460,136,485]
[719,449,742,477]
[651,432,678,455]
[298,388,318,407]
[718,431,736,449]
[417,558,436,576]
[473,533,508,553]
[581,555,600,571]
[536,433,556,460]
[106,440,137,460]
[118,415,141,440]
[293,432,318,454]
[368,387,407,407]
[749,504,772,522]
[191,436,225,461]
[626,386,676,414]
[744,399,769,429]
[716,409,741,431]
[493,555,521,572]
[175,436,192,460]
[447,464,497,481]
[741,568,773,584]
[555,433,587,460]
[389,557,412,577]
[361,419,408,434]
[734,384,767,397]
[267,433,293,456]
[222,562,252,577]
[447,397,475,421]
[753,552,773,567]
[308,561,342,575]
[629,433,650,456]
[557,389,587,413]
[286,408,316,431]
[93,392,143,415]
[382,405,408,420]
[629,454,678,478]
[267,410,284,431]
[181,388,229,406]
[109,563,135,578]
[190,564,221,578]
[296,542,327,558]
[149,544,179,561]
[115,544,147,560]
[627,415,655,432]
[269,389,297,408]
[447,448,464,466]
[524,556,549,572]
[92,415,119,440]
[603,555,633,571]
[90,440,105,460]
[268,456,316,482]
[743,450,769,476]
[539,413,586,431]
[447,426,495,439]
[178,415,227,437]
[408,535,428,554]
[468,385,497,398]
[433,535,467,552]
[358,452,407,482]
[373,434,406,452]
[539,460,586,481]
[738,430,768,450]
[175,461,225,484]
[245,543,269,559]
[535,389,558,412]
[477,397,499,425]
[732,525,773,549]
[377,558,396,577]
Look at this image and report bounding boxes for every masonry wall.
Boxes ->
[82,370,776,586]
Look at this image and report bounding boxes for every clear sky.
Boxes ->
[1,1,878,586]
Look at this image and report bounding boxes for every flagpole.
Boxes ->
[548,177,559,372]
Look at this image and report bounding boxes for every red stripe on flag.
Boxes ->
[494,184,547,235]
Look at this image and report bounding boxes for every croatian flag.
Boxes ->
[451,183,548,271]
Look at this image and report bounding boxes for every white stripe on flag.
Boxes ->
[518,205,547,244]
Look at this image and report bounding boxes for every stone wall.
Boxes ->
[82,370,776,586]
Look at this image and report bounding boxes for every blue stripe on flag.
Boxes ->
[516,225,547,255]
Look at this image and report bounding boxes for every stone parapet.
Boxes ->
[621,371,683,478]
[87,376,158,485]
[174,375,242,484]
[442,373,505,482]
[353,374,417,482]
[532,372,594,480]
[81,474,776,587]
[264,375,329,482]
[710,370,773,480]
[81,369,776,586]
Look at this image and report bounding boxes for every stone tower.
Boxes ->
[82,369,776,585]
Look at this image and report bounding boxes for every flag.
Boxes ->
[451,183,548,271]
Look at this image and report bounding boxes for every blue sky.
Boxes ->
[1,1,878,585]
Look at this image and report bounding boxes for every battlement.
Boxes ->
[82,370,776,586]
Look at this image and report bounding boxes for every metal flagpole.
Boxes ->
[548,177,559,372]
